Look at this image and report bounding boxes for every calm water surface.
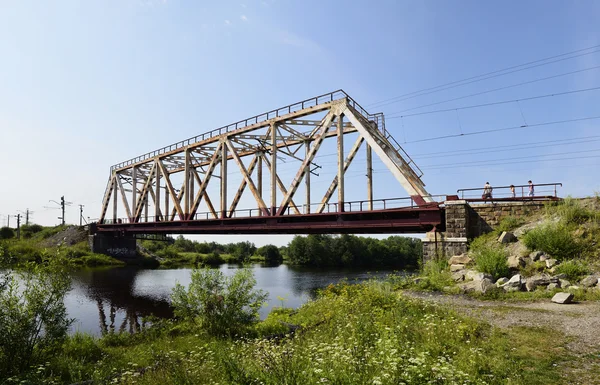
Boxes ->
[66,264,402,336]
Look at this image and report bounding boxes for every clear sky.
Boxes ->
[1,0,599,246]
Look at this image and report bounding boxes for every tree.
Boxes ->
[0,227,14,240]
[257,244,282,264]
[171,268,267,336]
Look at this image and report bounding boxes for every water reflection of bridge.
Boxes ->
[71,267,173,334]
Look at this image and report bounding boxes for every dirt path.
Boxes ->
[402,291,600,384]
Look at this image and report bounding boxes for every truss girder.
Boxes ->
[99,92,433,224]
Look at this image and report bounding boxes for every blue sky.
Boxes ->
[1,0,599,245]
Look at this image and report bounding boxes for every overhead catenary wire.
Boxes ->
[386,86,600,119]
[366,44,600,108]
[402,115,600,144]
[387,65,600,114]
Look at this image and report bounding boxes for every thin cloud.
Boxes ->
[224,20,231,26]
[240,15,248,21]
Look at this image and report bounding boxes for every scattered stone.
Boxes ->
[545,259,557,268]
[524,274,554,292]
[498,231,517,244]
[501,274,522,292]
[451,271,466,282]
[551,292,574,304]
[539,255,548,262]
[450,264,465,272]
[465,270,493,282]
[458,278,497,293]
[569,286,581,291]
[553,273,567,280]
[448,254,472,265]
[507,255,526,269]
[496,277,509,286]
[559,279,571,289]
[547,283,560,291]
[529,251,544,261]
[580,275,600,288]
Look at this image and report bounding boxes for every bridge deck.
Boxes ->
[94,206,444,235]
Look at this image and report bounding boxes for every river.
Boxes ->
[65,264,402,336]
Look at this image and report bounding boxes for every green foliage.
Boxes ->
[473,245,510,280]
[171,268,267,336]
[554,260,590,282]
[0,227,14,240]
[522,222,581,260]
[20,224,44,239]
[0,257,73,377]
[414,257,454,291]
[287,234,422,268]
[520,261,547,278]
[256,244,282,264]
[203,251,225,265]
[546,197,599,224]
[497,216,525,233]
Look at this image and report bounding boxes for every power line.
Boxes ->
[403,115,600,144]
[388,65,600,114]
[366,44,600,108]
[386,86,600,119]
[413,136,600,159]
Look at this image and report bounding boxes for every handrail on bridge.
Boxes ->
[98,195,445,225]
[457,182,562,199]
[110,89,384,171]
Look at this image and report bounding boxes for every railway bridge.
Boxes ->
[90,90,560,258]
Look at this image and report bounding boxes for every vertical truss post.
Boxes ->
[112,175,118,222]
[366,144,373,210]
[270,123,277,216]
[220,141,228,219]
[184,150,190,218]
[155,161,161,220]
[132,167,137,218]
[165,188,170,219]
[337,114,345,212]
[144,196,148,222]
[257,153,263,216]
[305,140,311,214]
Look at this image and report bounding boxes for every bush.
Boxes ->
[0,227,14,240]
[203,251,225,265]
[416,257,453,291]
[20,224,43,239]
[473,245,509,280]
[0,257,73,377]
[171,268,267,336]
[497,216,525,233]
[554,260,590,282]
[547,197,597,224]
[522,222,581,260]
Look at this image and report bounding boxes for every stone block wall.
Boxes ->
[468,201,545,238]
[89,234,137,258]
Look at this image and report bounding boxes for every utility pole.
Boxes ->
[7,214,10,228]
[25,209,30,225]
[16,214,21,239]
[61,196,65,226]
[79,204,84,226]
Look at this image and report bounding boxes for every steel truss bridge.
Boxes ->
[96,90,443,235]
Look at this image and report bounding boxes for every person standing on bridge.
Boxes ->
[510,185,516,198]
[528,180,535,197]
[482,182,493,200]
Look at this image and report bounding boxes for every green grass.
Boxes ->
[522,222,582,260]
[4,280,571,384]
[472,245,510,280]
[553,260,590,282]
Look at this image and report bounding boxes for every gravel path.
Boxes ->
[402,291,600,384]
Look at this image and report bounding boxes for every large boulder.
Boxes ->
[500,274,522,292]
[580,275,600,288]
[458,278,497,294]
[559,279,571,288]
[448,254,472,265]
[495,277,509,286]
[545,259,558,268]
[498,231,517,244]
[507,255,526,269]
[551,292,574,304]
[524,274,558,292]
[452,271,466,282]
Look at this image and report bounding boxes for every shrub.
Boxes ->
[473,245,509,280]
[554,260,590,282]
[497,216,525,233]
[0,257,73,377]
[171,268,267,336]
[547,197,599,224]
[0,227,14,240]
[522,222,581,260]
[416,257,453,291]
[203,251,225,265]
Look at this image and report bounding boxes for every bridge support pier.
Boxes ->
[89,233,137,258]
[422,200,470,263]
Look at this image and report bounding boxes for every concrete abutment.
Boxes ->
[89,233,137,258]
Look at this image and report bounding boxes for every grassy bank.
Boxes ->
[3,279,568,385]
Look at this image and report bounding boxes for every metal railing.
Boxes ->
[457,183,562,199]
[98,195,443,225]
[110,90,386,172]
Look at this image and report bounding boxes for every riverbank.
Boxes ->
[2,278,581,385]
